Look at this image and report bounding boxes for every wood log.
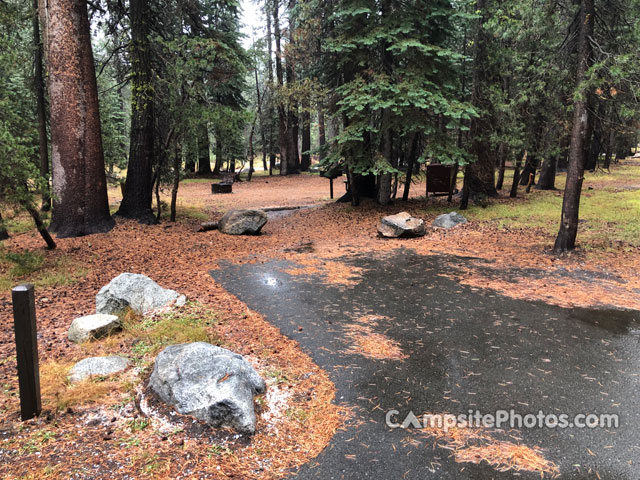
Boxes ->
[197,221,219,232]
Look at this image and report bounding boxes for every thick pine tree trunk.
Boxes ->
[196,124,211,175]
[461,0,498,210]
[46,0,114,238]
[117,0,155,224]
[554,0,594,252]
[273,1,288,175]
[33,0,50,212]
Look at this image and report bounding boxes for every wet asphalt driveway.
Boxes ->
[211,249,640,479]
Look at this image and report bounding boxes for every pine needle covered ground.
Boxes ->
[1,163,640,478]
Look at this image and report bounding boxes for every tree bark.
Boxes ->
[318,103,326,163]
[273,0,288,175]
[265,3,276,176]
[255,64,268,173]
[301,107,311,171]
[536,156,557,190]
[46,0,114,237]
[510,151,525,198]
[402,133,419,201]
[213,134,223,175]
[285,0,300,173]
[554,0,594,252]
[117,0,155,224]
[495,143,507,190]
[460,0,498,210]
[170,144,180,222]
[196,123,211,175]
[33,0,50,212]
[377,126,393,205]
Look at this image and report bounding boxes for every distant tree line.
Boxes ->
[0,0,639,251]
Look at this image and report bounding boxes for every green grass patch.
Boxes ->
[122,302,223,362]
[414,164,640,249]
[437,184,640,249]
[0,207,50,237]
[173,206,209,221]
[0,247,87,292]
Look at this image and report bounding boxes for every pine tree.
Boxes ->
[45,0,114,237]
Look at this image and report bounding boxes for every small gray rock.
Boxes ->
[218,209,267,235]
[96,273,186,315]
[378,212,426,238]
[149,342,266,434]
[69,356,129,383]
[433,211,468,229]
[68,314,121,343]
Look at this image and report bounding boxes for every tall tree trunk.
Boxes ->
[318,103,326,163]
[46,0,114,237]
[378,126,393,205]
[273,0,288,175]
[402,133,419,201]
[585,100,605,171]
[170,144,180,222]
[603,126,615,170]
[510,151,524,198]
[214,134,223,175]
[117,0,155,224]
[495,143,507,190]
[33,0,50,212]
[253,60,268,173]
[196,124,211,175]
[285,0,300,173]
[554,0,594,252]
[461,0,498,210]
[265,3,276,176]
[301,106,311,171]
[536,156,557,190]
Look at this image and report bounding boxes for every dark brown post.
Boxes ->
[11,284,41,420]
[330,178,334,199]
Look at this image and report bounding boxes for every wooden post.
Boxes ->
[11,284,41,420]
[330,178,334,199]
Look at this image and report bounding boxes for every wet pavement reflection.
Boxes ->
[211,249,640,479]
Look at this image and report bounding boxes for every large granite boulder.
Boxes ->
[68,314,121,343]
[218,209,267,235]
[149,342,266,434]
[69,356,129,383]
[378,212,426,238]
[433,211,468,229]
[96,273,186,315]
